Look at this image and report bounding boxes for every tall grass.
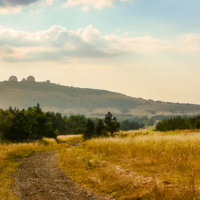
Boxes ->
[59,131,200,199]
[57,135,82,144]
[86,134,200,164]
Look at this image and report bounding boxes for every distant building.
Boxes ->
[27,76,35,82]
[9,76,18,82]
[46,80,51,84]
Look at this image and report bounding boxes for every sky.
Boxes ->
[0,0,200,104]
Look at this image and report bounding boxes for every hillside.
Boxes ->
[0,81,200,118]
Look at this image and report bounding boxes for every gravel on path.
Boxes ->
[11,151,109,200]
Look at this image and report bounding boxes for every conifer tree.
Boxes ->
[83,119,95,140]
[104,112,120,137]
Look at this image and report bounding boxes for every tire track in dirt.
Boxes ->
[11,151,109,200]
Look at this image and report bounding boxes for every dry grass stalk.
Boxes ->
[59,130,200,199]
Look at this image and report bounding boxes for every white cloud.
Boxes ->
[182,34,200,52]
[45,0,57,5]
[0,7,21,14]
[0,24,167,62]
[63,0,131,10]
[124,31,129,36]
[0,0,56,14]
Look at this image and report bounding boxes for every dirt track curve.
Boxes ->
[12,151,109,200]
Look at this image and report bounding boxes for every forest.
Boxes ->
[155,115,200,131]
[0,104,144,141]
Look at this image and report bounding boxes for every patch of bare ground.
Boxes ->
[11,151,110,200]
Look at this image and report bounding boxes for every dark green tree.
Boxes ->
[65,115,87,135]
[104,112,120,137]
[83,119,95,140]
[95,119,107,137]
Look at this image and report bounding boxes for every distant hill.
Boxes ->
[0,81,200,119]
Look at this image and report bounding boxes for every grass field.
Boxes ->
[57,135,83,144]
[2,131,200,200]
[59,130,200,200]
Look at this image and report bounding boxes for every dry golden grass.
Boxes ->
[59,130,200,200]
[174,129,200,134]
[0,139,61,200]
[57,134,82,144]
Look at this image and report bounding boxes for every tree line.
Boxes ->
[83,112,120,140]
[0,105,143,142]
[119,120,144,131]
[155,115,200,131]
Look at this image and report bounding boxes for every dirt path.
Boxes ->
[11,151,109,200]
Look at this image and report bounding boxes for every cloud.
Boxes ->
[124,31,129,36]
[0,7,21,14]
[0,0,56,14]
[63,0,131,10]
[182,34,200,52]
[0,0,40,7]
[0,0,129,14]
[45,0,56,5]
[0,24,166,62]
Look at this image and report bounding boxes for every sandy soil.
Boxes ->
[11,151,109,200]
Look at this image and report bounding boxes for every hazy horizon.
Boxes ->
[0,0,200,104]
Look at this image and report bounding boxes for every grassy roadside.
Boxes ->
[59,130,200,200]
[0,138,61,200]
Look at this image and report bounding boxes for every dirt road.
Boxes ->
[12,151,109,200]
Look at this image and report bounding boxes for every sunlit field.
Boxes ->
[57,134,83,144]
[59,130,200,200]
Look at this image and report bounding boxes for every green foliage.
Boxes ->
[95,119,107,137]
[155,115,200,131]
[65,115,87,135]
[83,112,120,140]
[104,112,120,137]
[45,112,66,137]
[83,119,95,141]
[119,120,144,131]
[0,104,56,141]
[0,106,120,142]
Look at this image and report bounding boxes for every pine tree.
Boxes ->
[95,119,106,137]
[83,119,95,140]
[104,112,120,137]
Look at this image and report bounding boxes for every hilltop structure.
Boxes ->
[8,76,50,83]
[27,76,35,82]
[9,76,18,82]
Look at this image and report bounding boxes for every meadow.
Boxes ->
[59,130,200,200]
[2,130,200,200]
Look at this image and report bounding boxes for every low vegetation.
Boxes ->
[59,130,200,200]
[57,135,83,144]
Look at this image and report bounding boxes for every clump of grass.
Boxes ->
[42,137,57,145]
[57,135,82,144]
[0,141,61,200]
[59,131,200,199]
